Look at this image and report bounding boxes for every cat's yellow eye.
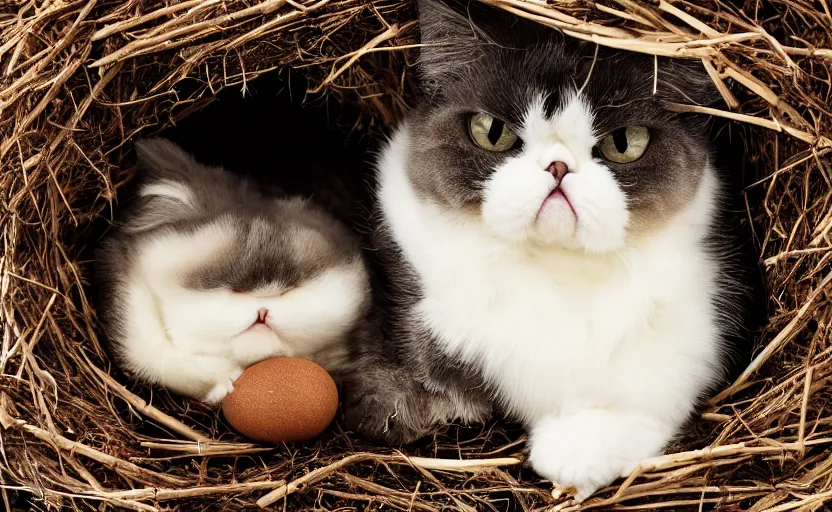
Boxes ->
[469,113,520,152]
[597,126,651,163]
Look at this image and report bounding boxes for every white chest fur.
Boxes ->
[378,128,724,428]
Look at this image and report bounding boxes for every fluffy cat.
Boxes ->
[341,0,742,501]
[96,139,370,404]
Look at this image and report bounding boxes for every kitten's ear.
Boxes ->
[126,138,199,233]
[135,138,202,182]
[656,59,722,108]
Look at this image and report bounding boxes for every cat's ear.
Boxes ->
[656,59,722,108]
[417,0,546,91]
[135,138,203,183]
[127,138,200,233]
[417,0,482,87]
[417,0,520,90]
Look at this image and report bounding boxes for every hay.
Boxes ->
[0,0,830,510]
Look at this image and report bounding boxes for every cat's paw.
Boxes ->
[203,379,236,405]
[527,410,669,502]
[341,388,431,445]
[339,363,436,445]
[194,356,244,405]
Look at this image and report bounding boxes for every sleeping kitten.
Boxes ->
[96,139,370,404]
[341,0,741,501]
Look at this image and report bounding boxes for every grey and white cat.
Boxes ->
[96,139,370,404]
[342,0,741,501]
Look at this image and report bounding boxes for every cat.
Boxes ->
[95,138,370,404]
[340,0,744,501]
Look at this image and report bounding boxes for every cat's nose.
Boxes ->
[256,308,268,323]
[546,161,570,182]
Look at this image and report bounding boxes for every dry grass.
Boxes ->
[1,0,831,510]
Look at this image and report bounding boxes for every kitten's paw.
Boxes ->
[203,379,235,405]
[528,410,670,502]
[194,356,244,405]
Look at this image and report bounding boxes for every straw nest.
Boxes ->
[1,0,831,510]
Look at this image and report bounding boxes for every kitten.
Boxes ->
[96,139,370,404]
[341,0,742,501]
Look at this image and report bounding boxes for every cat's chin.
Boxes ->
[537,188,576,219]
[531,189,578,245]
[482,205,623,254]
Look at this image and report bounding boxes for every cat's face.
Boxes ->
[135,215,361,360]
[122,139,369,362]
[408,0,718,252]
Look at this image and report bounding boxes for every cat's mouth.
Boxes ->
[240,308,276,335]
[536,186,576,220]
[246,322,272,333]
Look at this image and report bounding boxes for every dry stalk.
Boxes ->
[256,452,522,507]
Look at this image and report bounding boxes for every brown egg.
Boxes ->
[222,357,338,443]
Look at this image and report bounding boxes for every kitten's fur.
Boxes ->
[342,0,741,500]
[96,139,370,404]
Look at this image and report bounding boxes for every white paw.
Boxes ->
[203,379,235,405]
[528,410,669,502]
[194,356,244,405]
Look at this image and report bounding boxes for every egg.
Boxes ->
[222,357,338,443]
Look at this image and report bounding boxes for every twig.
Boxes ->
[83,480,287,502]
[140,440,269,456]
[309,21,416,93]
[0,400,188,486]
[90,0,291,67]
[257,454,377,507]
[764,247,832,266]
[666,102,782,130]
[91,0,209,41]
[715,270,832,402]
[700,57,739,109]
[256,453,522,507]
[91,366,210,442]
[797,366,814,452]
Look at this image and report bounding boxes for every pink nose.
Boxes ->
[256,308,268,323]
[546,161,570,182]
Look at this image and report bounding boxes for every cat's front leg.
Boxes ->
[339,355,437,445]
[527,409,671,502]
[192,354,245,404]
[141,348,243,405]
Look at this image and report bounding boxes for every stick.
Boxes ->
[90,0,290,67]
[256,453,375,507]
[0,402,188,486]
[140,440,269,456]
[714,270,832,403]
[797,365,814,452]
[84,480,287,502]
[91,0,209,41]
[405,455,522,471]
[256,453,522,507]
[92,366,210,442]
[309,21,414,94]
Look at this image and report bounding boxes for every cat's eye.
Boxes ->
[597,126,651,163]
[468,113,521,152]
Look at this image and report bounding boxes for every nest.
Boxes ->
[1,0,831,510]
